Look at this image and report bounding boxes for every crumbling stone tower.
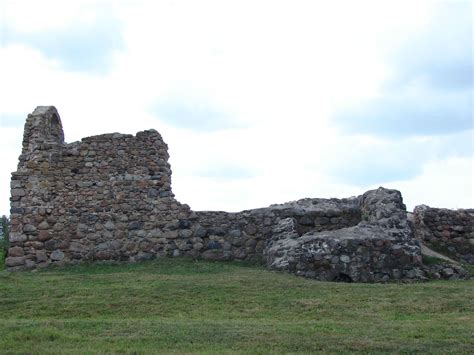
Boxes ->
[21,106,65,153]
[8,106,192,268]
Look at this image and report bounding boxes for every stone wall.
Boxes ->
[8,106,192,268]
[6,107,469,282]
[189,198,361,262]
[7,106,365,272]
[413,205,474,264]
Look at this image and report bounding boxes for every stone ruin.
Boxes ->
[413,206,474,264]
[6,107,472,281]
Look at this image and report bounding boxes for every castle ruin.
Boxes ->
[6,107,473,281]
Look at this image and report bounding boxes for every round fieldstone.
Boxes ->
[9,232,27,242]
[193,227,207,238]
[193,242,203,250]
[38,221,50,230]
[8,246,24,257]
[23,224,37,233]
[207,241,222,250]
[340,255,351,263]
[178,229,193,238]
[5,256,26,267]
[229,229,242,238]
[51,250,65,261]
[44,239,57,250]
[105,221,115,230]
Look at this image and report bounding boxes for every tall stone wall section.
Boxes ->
[413,206,474,264]
[8,107,192,268]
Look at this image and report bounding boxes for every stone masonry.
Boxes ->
[413,206,474,264]
[6,107,470,282]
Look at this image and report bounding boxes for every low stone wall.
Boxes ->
[413,205,474,264]
[188,198,361,262]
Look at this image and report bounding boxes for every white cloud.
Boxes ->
[386,157,474,210]
[332,1,473,138]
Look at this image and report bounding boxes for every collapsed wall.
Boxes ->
[413,206,474,264]
[190,198,361,262]
[265,188,426,282]
[6,107,469,281]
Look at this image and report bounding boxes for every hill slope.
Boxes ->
[0,259,473,353]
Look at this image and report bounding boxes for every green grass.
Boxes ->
[0,240,6,271]
[0,258,473,354]
[465,264,474,277]
[421,254,446,266]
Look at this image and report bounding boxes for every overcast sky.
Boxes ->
[0,0,472,216]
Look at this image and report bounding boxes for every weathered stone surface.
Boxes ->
[6,106,470,282]
[51,250,65,261]
[264,188,437,282]
[8,247,24,257]
[201,249,226,261]
[5,257,26,267]
[36,250,48,262]
[37,230,51,241]
[38,221,50,230]
[413,205,474,264]
[193,227,207,238]
[9,232,27,242]
[149,229,162,237]
[104,221,115,231]
[69,242,86,253]
[178,229,193,238]
[11,189,26,198]
[23,224,37,233]
[422,262,469,280]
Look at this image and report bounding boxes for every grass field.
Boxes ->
[0,257,473,354]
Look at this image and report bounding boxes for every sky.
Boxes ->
[0,0,472,216]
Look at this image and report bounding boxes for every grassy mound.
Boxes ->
[0,258,473,353]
